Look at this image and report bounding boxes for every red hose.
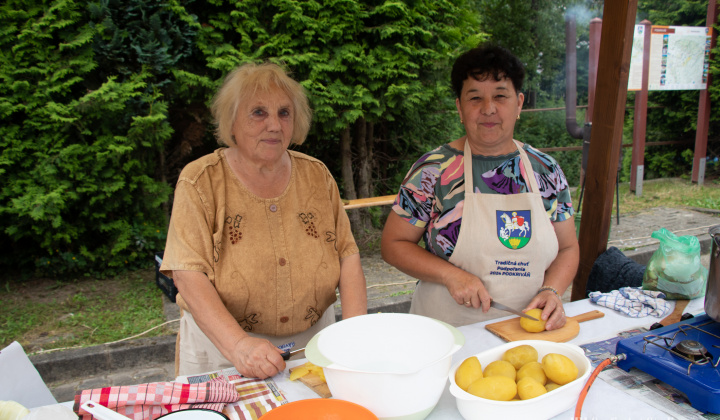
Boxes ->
[574,357,615,420]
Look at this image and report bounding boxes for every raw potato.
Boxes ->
[483,360,517,381]
[545,382,562,392]
[502,344,539,370]
[455,356,483,391]
[289,365,311,381]
[542,353,579,385]
[0,401,30,420]
[516,361,547,385]
[467,376,518,401]
[516,376,548,400]
[289,361,325,381]
[519,308,546,332]
[460,345,582,403]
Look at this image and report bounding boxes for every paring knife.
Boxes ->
[490,300,540,321]
[281,347,305,360]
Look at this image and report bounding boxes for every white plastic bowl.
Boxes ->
[305,313,465,420]
[448,340,592,420]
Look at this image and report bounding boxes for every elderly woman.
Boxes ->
[160,62,367,378]
[381,44,579,329]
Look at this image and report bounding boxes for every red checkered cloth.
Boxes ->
[73,377,240,420]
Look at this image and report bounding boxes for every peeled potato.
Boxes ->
[519,308,546,332]
[502,344,539,370]
[467,376,517,401]
[310,364,326,381]
[516,376,548,400]
[289,362,325,381]
[289,365,311,381]
[542,353,579,385]
[545,382,562,392]
[516,361,547,385]
[455,356,483,391]
[483,360,516,381]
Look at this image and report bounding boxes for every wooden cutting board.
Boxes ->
[289,365,332,398]
[485,310,605,342]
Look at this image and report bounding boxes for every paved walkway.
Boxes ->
[33,206,718,403]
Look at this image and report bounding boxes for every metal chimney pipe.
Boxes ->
[588,18,602,123]
[565,14,584,139]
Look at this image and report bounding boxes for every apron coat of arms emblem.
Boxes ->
[496,210,532,250]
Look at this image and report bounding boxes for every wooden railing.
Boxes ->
[342,195,396,210]
[340,138,698,210]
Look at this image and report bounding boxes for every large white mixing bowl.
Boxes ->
[305,313,465,420]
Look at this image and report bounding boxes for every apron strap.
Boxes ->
[463,139,540,193]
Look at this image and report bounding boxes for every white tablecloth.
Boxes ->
[277,297,708,420]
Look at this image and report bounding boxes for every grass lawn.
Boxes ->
[0,268,168,355]
[574,177,720,215]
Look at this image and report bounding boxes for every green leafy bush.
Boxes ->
[0,0,186,277]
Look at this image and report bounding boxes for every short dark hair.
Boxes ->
[451,44,526,98]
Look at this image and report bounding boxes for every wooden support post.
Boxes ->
[692,0,718,185]
[571,0,638,301]
[630,20,652,196]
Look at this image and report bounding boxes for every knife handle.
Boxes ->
[569,310,605,323]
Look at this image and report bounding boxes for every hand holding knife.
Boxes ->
[489,300,540,321]
[281,347,305,361]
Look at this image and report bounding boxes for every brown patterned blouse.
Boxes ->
[160,148,358,336]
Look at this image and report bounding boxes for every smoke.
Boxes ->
[565,5,594,26]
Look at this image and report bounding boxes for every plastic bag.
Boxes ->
[642,228,708,299]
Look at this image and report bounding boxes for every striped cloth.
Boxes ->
[210,371,288,420]
[73,377,239,420]
[589,287,671,318]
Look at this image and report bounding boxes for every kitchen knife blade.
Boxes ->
[281,347,305,361]
[490,300,539,321]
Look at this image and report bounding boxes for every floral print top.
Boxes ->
[392,143,574,260]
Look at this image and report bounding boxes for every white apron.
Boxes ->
[409,139,559,327]
[176,306,335,376]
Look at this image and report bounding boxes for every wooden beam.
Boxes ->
[571,0,638,301]
[343,195,395,210]
[691,0,718,184]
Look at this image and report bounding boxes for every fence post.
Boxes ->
[692,0,718,185]
[630,20,651,196]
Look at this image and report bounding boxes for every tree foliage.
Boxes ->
[184,0,482,231]
[475,0,570,103]
[0,0,193,277]
[1,0,717,277]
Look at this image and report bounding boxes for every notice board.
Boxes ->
[628,25,712,91]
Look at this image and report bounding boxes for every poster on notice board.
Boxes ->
[628,25,712,91]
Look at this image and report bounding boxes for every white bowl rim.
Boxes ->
[306,313,465,374]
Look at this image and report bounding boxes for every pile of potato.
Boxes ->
[454,344,579,401]
[289,361,326,382]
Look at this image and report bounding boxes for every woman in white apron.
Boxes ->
[381,44,579,328]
